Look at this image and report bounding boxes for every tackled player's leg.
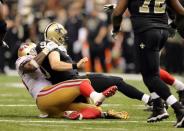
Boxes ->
[37,79,117,118]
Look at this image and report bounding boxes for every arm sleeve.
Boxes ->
[15,55,33,70]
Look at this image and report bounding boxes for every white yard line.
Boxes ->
[0,119,176,124]
[0,83,24,88]
[20,123,128,130]
[0,104,36,107]
[0,104,146,110]
[0,104,143,108]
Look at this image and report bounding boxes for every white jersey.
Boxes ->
[16,55,52,99]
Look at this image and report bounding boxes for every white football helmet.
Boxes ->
[44,22,67,46]
[18,42,37,57]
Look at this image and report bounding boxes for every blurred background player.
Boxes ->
[111,0,184,128]
[0,0,8,74]
[16,41,120,120]
[86,5,109,73]
[0,0,8,48]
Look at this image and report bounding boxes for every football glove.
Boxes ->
[103,4,116,14]
[105,109,129,119]
[111,30,118,39]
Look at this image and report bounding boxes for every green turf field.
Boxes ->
[0,75,182,131]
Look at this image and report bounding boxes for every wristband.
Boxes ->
[42,48,50,55]
[72,63,78,70]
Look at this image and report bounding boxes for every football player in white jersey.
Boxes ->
[16,42,123,120]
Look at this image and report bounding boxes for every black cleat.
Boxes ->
[147,98,169,122]
[177,90,184,106]
[175,109,184,128]
[147,108,169,122]
[145,99,168,112]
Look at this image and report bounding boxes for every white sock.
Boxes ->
[90,91,99,100]
[150,92,160,99]
[173,79,184,91]
[90,92,105,103]
[166,95,177,106]
[141,94,150,104]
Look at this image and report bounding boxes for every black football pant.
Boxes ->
[0,20,7,46]
[135,29,171,100]
[79,73,144,100]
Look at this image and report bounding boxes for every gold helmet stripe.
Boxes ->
[44,22,56,40]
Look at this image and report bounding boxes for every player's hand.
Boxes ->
[77,57,88,69]
[111,31,118,39]
[104,4,116,14]
[111,31,123,40]
[45,42,58,52]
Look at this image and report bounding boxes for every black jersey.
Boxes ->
[36,41,79,84]
[128,0,169,34]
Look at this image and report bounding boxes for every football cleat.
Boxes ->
[177,90,184,106]
[147,98,169,122]
[102,86,117,97]
[145,99,168,112]
[175,108,184,128]
[38,113,49,118]
[64,111,83,120]
[105,109,129,119]
[147,108,169,122]
[94,86,117,106]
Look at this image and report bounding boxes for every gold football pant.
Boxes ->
[36,79,100,117]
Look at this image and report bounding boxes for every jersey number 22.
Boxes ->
[139,0,166,14]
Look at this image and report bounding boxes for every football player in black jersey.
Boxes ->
[36,22,152,108]
[111,0,184,128]
[0,0,8,48]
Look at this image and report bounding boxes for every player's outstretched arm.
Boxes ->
[48,51,88,71]
[112,0,128,37]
